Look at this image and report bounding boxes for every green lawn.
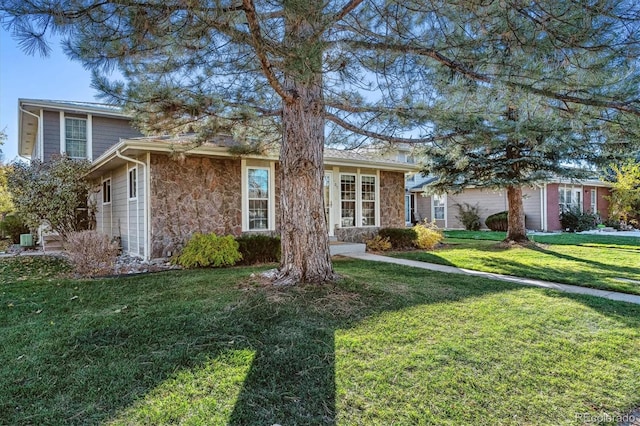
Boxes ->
[2,256,640,425]
[391,232,640,296]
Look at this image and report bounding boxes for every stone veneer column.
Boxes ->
[379,171,406,228]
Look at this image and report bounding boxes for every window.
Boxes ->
[65,118,87,159]
[361,175,377,226]
[433,194,445,220]
[102,179,111,204]
[340,174,357,227]
[405,194,412,223]
[128,168,137,199]
[559,187,581,212]
[590,189,597,213]
[247,168,269,230]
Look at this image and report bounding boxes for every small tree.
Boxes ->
[607,161,640,225]
[7,155,95,240]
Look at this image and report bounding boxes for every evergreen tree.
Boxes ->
[3,0,640,279]
[394,1,640,241]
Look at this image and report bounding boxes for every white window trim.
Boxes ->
[559,185,582,212]
[590,188,597,213]
[339,173,357,228]
[432,193,447,222]
[59,112,92,160]
[241,161,276,232]
[102,178,112,205]
[338,172,380,228]
[360,173,379,228]
[128,167,138,200]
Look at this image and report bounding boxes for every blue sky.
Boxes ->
[1,27,99,162]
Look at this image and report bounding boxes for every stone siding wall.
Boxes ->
[380,171,406,228]
[150,155,242,257]
[335,227,379,243]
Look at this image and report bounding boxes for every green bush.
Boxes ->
[236,235,281,265]
[455,203,482,231]
[485,211,509,231]
[175,233,242,268]
[0,215,30,244]
[560,207,598,233]
[378,227,418,249]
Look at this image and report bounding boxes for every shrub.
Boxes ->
[455,203,482,231]
[0,238,11,252]
[65,231,119,276]
[175,233,242,268]
[413,221,444,250]
[378,227,417,249]
[485,211,509,231]
[236,234,281,265]
[365,235,392,252]
[560,207,598,232]
[602,218,621,230]
[0,214,30,243]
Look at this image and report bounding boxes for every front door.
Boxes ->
[323,172,334,236]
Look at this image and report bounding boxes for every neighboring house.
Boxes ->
[405,179,612,232]
[18,99,415,258]
[385,145,613,232]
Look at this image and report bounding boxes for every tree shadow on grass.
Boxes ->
[3,260,640,425]
[529,244,640,275]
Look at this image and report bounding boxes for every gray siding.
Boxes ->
[41,110,140,162]
[43,111,60,162]
[92,116,142,159]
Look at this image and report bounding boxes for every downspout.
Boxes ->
[18,106,40,161]
[115,150,149,260]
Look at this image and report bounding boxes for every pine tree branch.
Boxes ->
[330,0,364,26]
[242,0,293,104]
[324,112,466,144]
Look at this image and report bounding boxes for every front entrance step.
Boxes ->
[329,241,366,255]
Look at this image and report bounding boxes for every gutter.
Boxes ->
[115,150,150,260]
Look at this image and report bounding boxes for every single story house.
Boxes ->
[405,175,613,231]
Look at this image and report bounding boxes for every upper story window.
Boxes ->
[65,118,87,159]
[102,179,111,204]
[128,167,137,199]
[247,168,270,230]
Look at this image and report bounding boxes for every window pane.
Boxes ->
[341,175,356,227]
[248,169,269,199]
[247,168,270,230]
[129,169,137,198]
[360,176,376,226]
[248,199,269,230]
[65,118,87,159]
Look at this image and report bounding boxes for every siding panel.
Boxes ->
[42,111,60,162]
[92,116,142,160]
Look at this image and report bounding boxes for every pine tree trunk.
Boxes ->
[505,185,529,242]
[274,5,335,285]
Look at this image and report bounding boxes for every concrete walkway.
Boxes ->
[342,252,640,306]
